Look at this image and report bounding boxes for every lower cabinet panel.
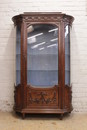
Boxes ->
[27,85,58,108]
[14,85,72,115]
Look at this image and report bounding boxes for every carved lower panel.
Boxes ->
[29,91,56,104]
[27,86,58,108]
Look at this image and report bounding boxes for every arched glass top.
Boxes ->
[27,24,58,87]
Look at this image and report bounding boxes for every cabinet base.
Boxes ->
[14,108,72,119]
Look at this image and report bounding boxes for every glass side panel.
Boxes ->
[16,26,21,85]
[27,24,58,87]
[65,25,70,85]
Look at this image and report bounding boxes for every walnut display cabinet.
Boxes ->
[12,12,74,119]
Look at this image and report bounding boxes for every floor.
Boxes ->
[0,111,87,130]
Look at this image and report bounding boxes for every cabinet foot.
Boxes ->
[22,113,25,119]
[60,114,63,120]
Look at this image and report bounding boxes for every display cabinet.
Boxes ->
[12,12,74,119]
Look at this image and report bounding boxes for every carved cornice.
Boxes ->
[12,12,74,26]
[23,16,62,22]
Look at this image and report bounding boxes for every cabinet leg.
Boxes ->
[60,114,63,120]
[22,113,25,119]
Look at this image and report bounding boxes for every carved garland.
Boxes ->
[28,91,57,104]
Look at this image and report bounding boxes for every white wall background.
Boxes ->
[0,0,87,112]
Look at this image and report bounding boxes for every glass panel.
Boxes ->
[16,26,21,85]
[27,24,58,87]
[65,25,70,85]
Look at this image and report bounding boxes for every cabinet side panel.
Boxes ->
[16,26,21,85]
[65,85,72,111]
[14,85,22,110]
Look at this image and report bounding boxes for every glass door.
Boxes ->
[27,24,58,88]
[65,25,70,85]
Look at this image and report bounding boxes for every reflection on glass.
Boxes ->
[16,26,21,85]
[65,25,70,85]
[27,24,58,87]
